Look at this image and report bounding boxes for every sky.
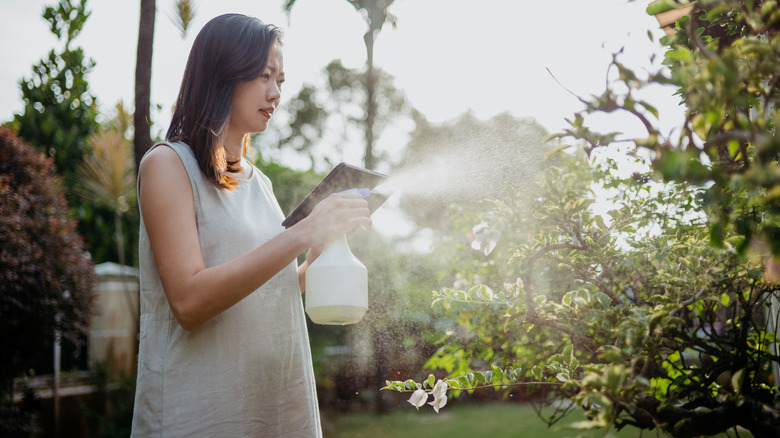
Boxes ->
[0,0,684,247]
[0,0,680,137]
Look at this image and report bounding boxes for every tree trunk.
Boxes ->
[363,30,376,171]
[134,0,156,172]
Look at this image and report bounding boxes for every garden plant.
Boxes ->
[384,1,780,436]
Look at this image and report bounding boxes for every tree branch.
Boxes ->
[520,241,599,351]
[526,315,598,353]
[523,242,578,320]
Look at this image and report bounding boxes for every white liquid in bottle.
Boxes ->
[305,234,368,325]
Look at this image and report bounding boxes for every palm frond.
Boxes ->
[283,0,297,15]
[110,101,133,138]
[74,129,136,213]
[171,0,196,38]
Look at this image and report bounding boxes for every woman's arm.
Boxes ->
[139,146,370,330]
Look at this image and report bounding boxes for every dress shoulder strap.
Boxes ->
[138,141,204,208]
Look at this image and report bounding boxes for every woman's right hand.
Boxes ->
[297,192,372,248]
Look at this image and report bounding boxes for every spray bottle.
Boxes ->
[305,188,370,325]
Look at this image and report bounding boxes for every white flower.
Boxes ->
[407,389,428,409]
[428,380,449,413]
[428,394,448,413]
[431,379,448,399]
[470,222,501,256]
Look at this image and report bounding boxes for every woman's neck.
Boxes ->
[224,145,242,162]
[223,132,244,159]
[223,131,251,178]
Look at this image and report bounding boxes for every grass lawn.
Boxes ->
[324,401,753,438]
[325,401,638,438]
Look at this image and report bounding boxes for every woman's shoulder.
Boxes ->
[141,142,199,175]
[139,143,192,187]
[143,142,178,160]
[142,141,189,163]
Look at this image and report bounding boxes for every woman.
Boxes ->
[131,14,370,437]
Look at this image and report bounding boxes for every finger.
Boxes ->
[322,196,370,218]
[313,193,366,215]
[330,193,369,208]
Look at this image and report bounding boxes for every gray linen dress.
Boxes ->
[131,141,322,437]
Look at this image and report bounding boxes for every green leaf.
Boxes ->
[605,365,627,391]
[562,344,574,361]
[492,365,504,383]
[468,284,494,301]
[665,46,694,63]
[532,366,543,381]
[598,346,626,365]
[593,214,607,231]
[638,100,659,118]
[731,368,745,391]
[544,143,573,159]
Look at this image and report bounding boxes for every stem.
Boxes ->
[389,380,565,393]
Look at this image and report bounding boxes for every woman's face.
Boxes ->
[228,43,285,136]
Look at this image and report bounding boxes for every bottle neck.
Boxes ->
[312,234,364,268]
[320,234,350,259]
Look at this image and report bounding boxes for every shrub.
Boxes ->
[0,127,96,406]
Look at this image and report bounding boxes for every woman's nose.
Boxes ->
[268,84,281,103]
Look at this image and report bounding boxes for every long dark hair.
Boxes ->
[167,14,282,190]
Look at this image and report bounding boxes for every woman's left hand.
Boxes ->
[305,245,324,266]
[298,245,324,293]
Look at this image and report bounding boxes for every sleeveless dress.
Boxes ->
[131,141,322,437]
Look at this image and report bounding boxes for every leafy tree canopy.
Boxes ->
[10,0,140,266]
[13,0,98,188]
[559,0,780,264]
[260,59,409,171]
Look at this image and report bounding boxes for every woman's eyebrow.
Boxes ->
[264,65,284,78]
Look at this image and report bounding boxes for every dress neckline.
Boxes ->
[231,157,254,181]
